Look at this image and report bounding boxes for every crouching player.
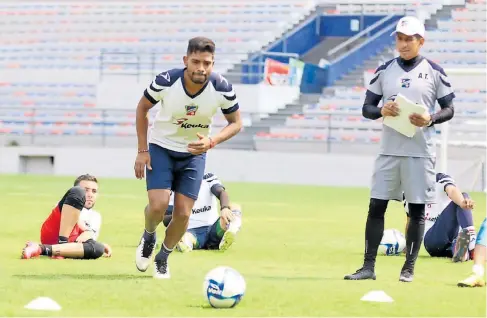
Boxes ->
[458,218,486,287]
[162,172,242,252]
[21,174,112,260]
[404,173,476,262]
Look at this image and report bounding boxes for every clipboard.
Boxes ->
[383,93,428,138]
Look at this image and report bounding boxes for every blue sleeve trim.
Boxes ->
[144,90,158,104]
[426,59,447,77]
[221,103,239,114]
[438,92,455,107]
[374,58,395,73]
[210,72,233,92]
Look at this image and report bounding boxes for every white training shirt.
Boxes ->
[168,172,223,230]
[143,68,239,153]
[404,173,455,234]
[79,208,102,241]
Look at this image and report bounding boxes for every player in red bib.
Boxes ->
[22,174,112,260]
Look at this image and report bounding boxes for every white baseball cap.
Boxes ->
[390,16,425,38]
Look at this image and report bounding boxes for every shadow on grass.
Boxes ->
[13,274,152,280]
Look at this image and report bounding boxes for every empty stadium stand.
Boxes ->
[0,0,485,158]
[254,0,486,157]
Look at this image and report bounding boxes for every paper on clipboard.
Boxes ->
[383,93,428,138]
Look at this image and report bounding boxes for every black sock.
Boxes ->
[143,229,156,243]
[363,198,388,269]
[155,243,173,262]
[404,203,425,270]
[40,244,53,256]
[58,236,68,244]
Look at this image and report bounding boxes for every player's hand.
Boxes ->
[134,151,152,179]
[187,133,211,155]
[103,243,112,258]
[220,207,235,228]
[381,102,400,117]
[409,112,431,127]
[460,198,475,210]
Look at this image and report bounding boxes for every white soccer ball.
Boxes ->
[378,229,406,256]
[203,266,246,308]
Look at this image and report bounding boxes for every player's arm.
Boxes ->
[212,108,242,146]
[362,63,398,119]
[362,90,383,120]
[135,74,167,178]
[445,184,474,210]
[428,62,455,126]
[213,79,242,146]
[211,183,234,225]
[211,184,230,209]
[136,96,157,152]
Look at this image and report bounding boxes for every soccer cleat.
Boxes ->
[135,237,156,272]
[176,233,196,253]
[154,259,171,279]
[21,241,41,259]
[452,229,471,263]
[399,268,414,282]
[458,274,485,287]
[344,267,376,280]
[219,228,237,251]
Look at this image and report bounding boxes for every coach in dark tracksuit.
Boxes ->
[344,16,455,282]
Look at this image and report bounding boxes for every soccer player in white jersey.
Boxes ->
[21,174,112,260]
[404,173,476,262]
[345,16,456,282]
[162,172,242,252]
[133,37,242,279]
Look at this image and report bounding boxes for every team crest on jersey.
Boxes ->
[185,104,198,116]
[401,78,411,88]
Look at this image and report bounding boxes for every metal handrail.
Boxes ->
[327,14,396,57]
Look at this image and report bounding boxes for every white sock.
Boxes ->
[466,226,477,251]
[473,264,485,276]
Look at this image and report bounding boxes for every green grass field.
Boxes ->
[0,174,485,317]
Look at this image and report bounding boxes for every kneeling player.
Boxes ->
[458,218,486,287]
[404,172,476,261]
[21,174,112,260]
[162,172,242,252]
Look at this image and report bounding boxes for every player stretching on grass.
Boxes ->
[134,37,242,279]
[344,16,455,282]
[458,218,486,287]
[404,173,476,262]
[21,174,112,260]
[162,172,242,253]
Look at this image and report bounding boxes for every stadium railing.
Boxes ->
[98,50,299,83]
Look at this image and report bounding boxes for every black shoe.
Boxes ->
[399,267,414,282]
[154,258,171,279]
[344,267,376,280]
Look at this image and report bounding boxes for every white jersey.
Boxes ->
[79,208,102,240]
[404,173,455,233]
[168,172,223,229]
[144,68,239,152]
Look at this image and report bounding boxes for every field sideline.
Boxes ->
[0,174,485,317]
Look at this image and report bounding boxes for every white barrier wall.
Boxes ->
[97,78,300,114]
[0,147,484,191]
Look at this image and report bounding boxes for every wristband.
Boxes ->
[220,206,231,211]
[138,149,149,153]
